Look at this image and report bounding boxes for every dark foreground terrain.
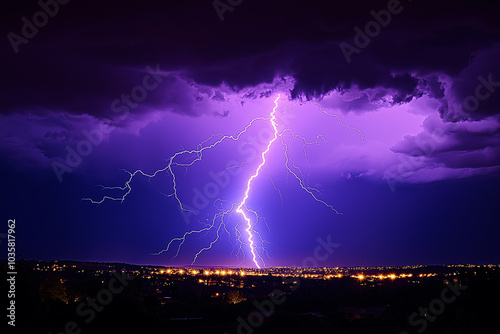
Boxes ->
[2,260,499,334]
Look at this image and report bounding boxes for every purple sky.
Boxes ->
[1,0,499,267]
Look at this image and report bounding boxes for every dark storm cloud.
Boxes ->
[437,44,500,121]
[390,116,500,174]
[435,124,499,161]
[211,91,226,102]
[421,75,445,100]
[2,0,499,121]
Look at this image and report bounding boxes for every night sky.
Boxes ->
[1,0,499,268]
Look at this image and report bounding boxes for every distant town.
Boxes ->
[2,259,498,333]
[32,260,498,283]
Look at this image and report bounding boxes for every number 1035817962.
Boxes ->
[7,219,16,271]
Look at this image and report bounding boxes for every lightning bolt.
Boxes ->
[84,93,363,268]
[235,94,280,268]
[313,102,365,143]
[82,115,271,210]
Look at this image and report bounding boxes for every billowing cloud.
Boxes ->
[1,0,499,184]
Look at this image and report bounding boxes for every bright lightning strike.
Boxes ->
[235,94,281,268]
[84,93,363,268]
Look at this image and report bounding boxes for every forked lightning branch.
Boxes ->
[85,94,363,267]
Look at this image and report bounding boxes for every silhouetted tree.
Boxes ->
[227,290,245,304]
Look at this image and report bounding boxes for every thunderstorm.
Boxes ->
[84,94,362,268]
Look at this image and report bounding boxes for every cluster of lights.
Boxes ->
[418,273,437,278]
[320,273,416,280]
[155,269,440,281]
[35,262,449,282]
[157,268,247,276]
[350,273,412,281]
[154,269,438,282]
